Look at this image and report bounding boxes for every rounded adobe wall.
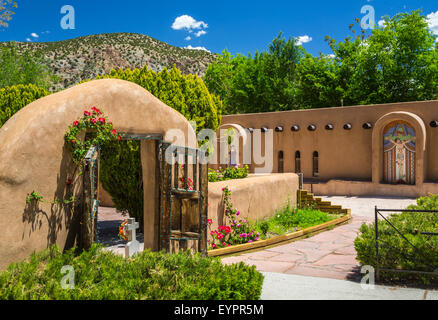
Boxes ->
[372,111,427,185]
[0,79,197,269]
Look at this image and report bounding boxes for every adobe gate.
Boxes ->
[81,134,208,256]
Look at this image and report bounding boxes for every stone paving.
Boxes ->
[221,196,418,281]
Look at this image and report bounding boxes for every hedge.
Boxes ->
[0,244,264,300]
[354,194,438,283]
[0,84,49,128]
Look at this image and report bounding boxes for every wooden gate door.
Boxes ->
[159,143,208,255]
[82,145,100,250]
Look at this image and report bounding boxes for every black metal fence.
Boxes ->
[374,207,438,282]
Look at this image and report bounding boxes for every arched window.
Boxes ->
[278,151,284,173]
[295,151,301,174]
[313,151,319,177]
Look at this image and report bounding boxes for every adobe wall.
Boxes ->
[217,101,438,197]
[219,100,438,181]
[208,173,299,230]
[0,79,197,269]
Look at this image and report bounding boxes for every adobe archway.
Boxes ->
[0,79,197,269]
[372,111,427,186]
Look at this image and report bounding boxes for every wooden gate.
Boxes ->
[82,145,100,250]
[159,143,208,256]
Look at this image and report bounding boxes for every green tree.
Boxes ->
[204,32,302,114]
[0,84,49,127]
[325,10,438,106]
[0,0,17,28]
[0,42,59,90]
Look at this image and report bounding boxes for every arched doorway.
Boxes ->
[383,121,416,185]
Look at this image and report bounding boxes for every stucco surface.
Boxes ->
[0,79,196,269]
[218,100,438,197]
[208,173,299,229]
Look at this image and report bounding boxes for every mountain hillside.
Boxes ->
[2,33,217,91]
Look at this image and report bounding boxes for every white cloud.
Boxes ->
[296,35,312,45]
[26,38,32,42]
[185,45,210,53]
[30,32,39,38]
[185,36,191,41]
[172,15,208,31]
[195,30,207,37]
[427,11,438,35]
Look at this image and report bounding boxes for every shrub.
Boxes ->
[0,84,49,128]
[0,244,264,300]
[354,194,438,283]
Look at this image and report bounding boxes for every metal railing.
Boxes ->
[374,207,438,281]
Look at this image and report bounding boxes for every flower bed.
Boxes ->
[208,187,348,255]
[208,165,249,182]
[254,205,342,240]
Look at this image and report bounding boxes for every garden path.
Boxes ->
[221,196,417,281]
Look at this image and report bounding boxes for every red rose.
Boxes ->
[73,121,79,126]
[117,135,121,141]
[90,118,96,124]
[98,117,106,124]
[84,111,91,116]
[208,219,213,225]
[111,129,117,135]
[216,233,223,240]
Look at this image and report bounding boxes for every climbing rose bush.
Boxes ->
[208,186,259,249]
[64,107,122,164]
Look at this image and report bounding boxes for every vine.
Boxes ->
[26,106,121,205]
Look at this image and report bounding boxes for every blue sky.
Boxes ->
[0,0,437,56]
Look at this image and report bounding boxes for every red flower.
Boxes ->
[91,107,102,115]
[71,139,76,144]
[66,179,72,186]
[73,121,79,126]
[90,118,96,124]
[117,135,121,141]
[208,219,213,225]
[111,129,117,135]
[224,226,231,234]
[98,117,106,124]
[84,111,91,116]
[216,233,224,240]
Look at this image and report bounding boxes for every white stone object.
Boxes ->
[125,218,140,258]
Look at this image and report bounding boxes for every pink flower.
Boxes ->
[212,244,217,249]
[248,240,253,243]
[236,211,240,216]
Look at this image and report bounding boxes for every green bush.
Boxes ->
[354,194,438,283]
[208,165,249,182]
[0,244,264,300]
[254,205,338,238]
[0,84,49,127]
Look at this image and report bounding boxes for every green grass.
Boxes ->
[254,205,341,239]
[0,244,264,300]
